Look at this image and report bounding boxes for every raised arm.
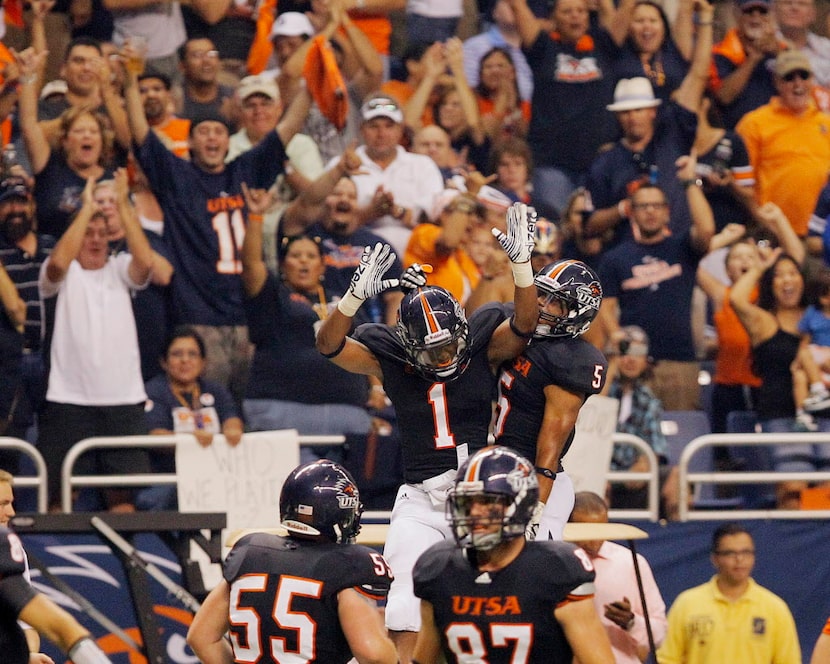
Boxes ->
[339,3,383,99]
[676,152,715,252]
[240,182,279,297]
[122,43,150,145]
[445,37,485,145]
[599,0,636,47]
[403,42,445,131]
[671,0,714,112]
[46,178,97,283]
[728,244,780,346]
[756,202,805,266]
[14,48,51,175]
[315,243,397,377]
[276,85,313,148]
[487,203,539,365]
[507,0,543,48]
[116,167,154,284]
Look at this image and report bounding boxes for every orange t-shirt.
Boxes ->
[404,223,481,305]
[714,285,762,387]
[153,117,191,159]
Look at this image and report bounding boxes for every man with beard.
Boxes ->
[282,164,404,327]
[0,178,54,456]
[138,70,190,158]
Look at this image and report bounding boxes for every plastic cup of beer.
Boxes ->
[125,36,148,75]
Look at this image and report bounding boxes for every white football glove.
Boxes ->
[492,202,537,287]
[525,500,545,541]
[400,263,428,292]
[337,243,399,317]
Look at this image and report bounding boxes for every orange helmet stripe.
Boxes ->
[418,291,441,334]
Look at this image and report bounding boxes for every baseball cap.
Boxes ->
[188,111,233,135]
[606,77,662,112]
[618,325,650,357]
[735,0,770,11]
[774,49,813,78]
[360,95,403,123]
[0,176,30,203]
[39,79,68,101]
[271,12,314,39]
[237,74,279,102]
[476,185,512,213]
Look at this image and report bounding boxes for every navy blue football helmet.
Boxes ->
[534,259,602,339]
[280,459,363,544]
[396,286,471,382]
[448,446,539,551]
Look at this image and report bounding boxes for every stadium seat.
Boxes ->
[662,410,743,509]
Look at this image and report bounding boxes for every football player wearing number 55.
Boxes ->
[315,202,539,664]
[187,460,397,664]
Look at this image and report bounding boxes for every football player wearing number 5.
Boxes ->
[187,460,397,664]
[122,44,311,406]
[411,445,615,664]
[316,202,540,663]
[493,259,607,542]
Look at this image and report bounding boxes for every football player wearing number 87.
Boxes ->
[411,445,615,664]
[315,202,540,663]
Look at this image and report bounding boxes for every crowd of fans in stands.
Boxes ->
[0,0,828,512]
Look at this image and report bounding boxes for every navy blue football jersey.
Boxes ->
[223,533,393,664]
[413,539,596,663]
[353,303,507,483]
[494,336,607,465]
[135,130,287,326]
[0,527,37,664]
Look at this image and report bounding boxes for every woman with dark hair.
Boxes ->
[730,245,825,508]
[614,0,697,102]
[139,326,243,509]
[16,48,119,238]
[474,47,529,142]
[241,185,372,464]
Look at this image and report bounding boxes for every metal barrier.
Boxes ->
[0,437,48,513]
[678,432,830,521]
[60,432,662,521]
[606,433,660,522]
[61,434,346,513]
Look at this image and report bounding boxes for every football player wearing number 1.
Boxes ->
[493,259,607,542]
[316,202,539,663]
[187,460,397,664]
[411,445,614,664]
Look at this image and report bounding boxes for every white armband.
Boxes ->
[68,637,112,664]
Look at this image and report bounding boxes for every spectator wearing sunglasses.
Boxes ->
[737,50,830,239]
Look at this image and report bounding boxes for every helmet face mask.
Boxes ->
[397,286,471,382]
[279,460,363,544]
[448,446,539,552]
[534,259,602,339]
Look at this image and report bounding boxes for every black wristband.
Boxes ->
[681,178,703,189]
[536,466,556,480]
[319,337,347,359]
[509,315,535,339]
